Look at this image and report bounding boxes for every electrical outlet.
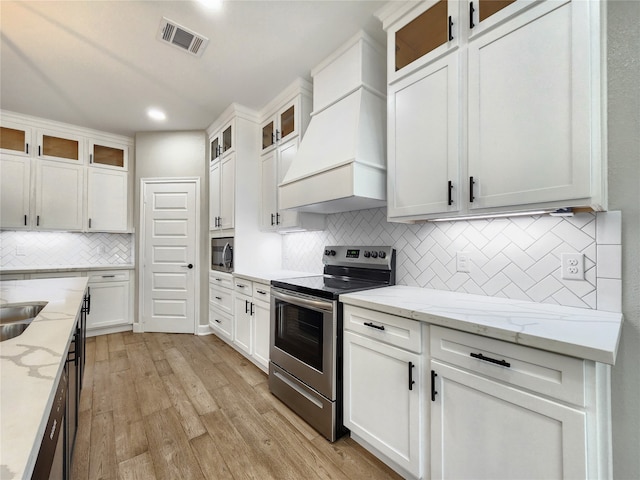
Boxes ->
[561,253,584,280]
[456,252,471,273]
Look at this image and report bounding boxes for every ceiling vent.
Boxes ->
[157,17,209,57]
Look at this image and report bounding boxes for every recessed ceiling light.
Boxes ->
[147,108,166,121]
[197,0,223,10]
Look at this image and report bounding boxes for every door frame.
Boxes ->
[137,177,201,334]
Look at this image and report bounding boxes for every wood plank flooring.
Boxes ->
[71,331,403,480]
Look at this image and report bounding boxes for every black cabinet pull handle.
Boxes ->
[431,370,438,401]
[470,352,511,368]
[364,321,385,331]
[276,129,281,142]
[90,153,93,164]
[215,296,222,300]
[38,145,41,156]
[448,180,453,206]
[276,213,281,225]
[215,318,222,324]
[470,1,475,29]
[469,176,475,202]
[256,290,267,295]
[24,214,27,226]
[245,299,249,314]
[36,215,40,226]
[448,16,454,41]
[250,302,254,316]
[408,362,415,391]
[89,218,92,229]
[26,143,29,154]
[271,213,275,226]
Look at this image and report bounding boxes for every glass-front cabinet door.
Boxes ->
[0,121,32,156]
[262,120,275,152]
[390,0,459,80]
[279,105,296,141]
[210,135,220,162]
[260,98,300,153]
[471,0,517,28]
[222,124,232,155]
[88,140,128,170]
[37,128,84,164]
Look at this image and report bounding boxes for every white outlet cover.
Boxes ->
[561,253,584,280]
[456,252,471,273]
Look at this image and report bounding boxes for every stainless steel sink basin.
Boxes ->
[0,303,47,341]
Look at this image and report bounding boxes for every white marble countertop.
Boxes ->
[341,286,623,365]
[0,277,89,480]
[1,264,134,275]
[233,269,317,284]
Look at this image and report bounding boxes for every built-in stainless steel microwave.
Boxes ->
[211,237,233,273]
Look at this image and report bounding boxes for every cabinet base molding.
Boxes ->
[350,432,420,480]
[209,329,269,375]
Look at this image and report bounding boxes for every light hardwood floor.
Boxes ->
[71,331,403,480]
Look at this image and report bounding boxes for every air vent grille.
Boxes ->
[157,17,209,57]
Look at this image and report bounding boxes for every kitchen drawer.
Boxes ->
[344,305,422,354]
[209,306,233,341]
[210,272,233,290]
[234,277,252,293]
[210,285,233,315]
[252,283,270,304]
[87,270,130,283]
[430,326,585,406]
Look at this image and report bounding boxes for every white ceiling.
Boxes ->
[0,0,388,137]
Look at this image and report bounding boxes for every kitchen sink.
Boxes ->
[0,303,47,341]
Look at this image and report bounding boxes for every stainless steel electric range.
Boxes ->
[269,245,396,441]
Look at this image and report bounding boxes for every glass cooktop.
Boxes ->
[271,275,387,300]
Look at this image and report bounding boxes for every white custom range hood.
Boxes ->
[278,32,387,214]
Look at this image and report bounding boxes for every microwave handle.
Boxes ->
[222,243,233,269]
[271,288,334,313]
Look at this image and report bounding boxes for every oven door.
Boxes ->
[270,287,336,400]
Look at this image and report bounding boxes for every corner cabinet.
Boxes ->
[379,0,606,222]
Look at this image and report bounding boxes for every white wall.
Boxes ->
[607,1,640,477]
[134,131,208,327]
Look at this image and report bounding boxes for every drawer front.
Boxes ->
[344,305,422,353]
[234,277,252,293]
[252,283,270,304]
[209,307,233,341]
[87,270,130,283]
[430,326,585,406]
[210,285,233,315]
[210,272,233,290]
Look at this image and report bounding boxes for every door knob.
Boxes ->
[182,264,194,269]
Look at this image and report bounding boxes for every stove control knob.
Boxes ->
[324,249,331,256]
[370,251,378,259]
[363,251,371,258]
[378,251,386,259]
[330,250,336,256]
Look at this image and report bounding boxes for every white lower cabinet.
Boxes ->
[85,270,132,333]
[230,276,270,373]
[430,360,586,480]
[343,306,611,480]
[209,271,234,342]
[343,305,424,479]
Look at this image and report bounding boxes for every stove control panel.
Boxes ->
[323,246,395,269]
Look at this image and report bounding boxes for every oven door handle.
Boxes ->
[271,289,334,312]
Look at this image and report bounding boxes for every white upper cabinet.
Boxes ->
[88,139,129,171]
[260,96,303,154]
[467,0,594,210]
[258,78,325,232]
[36,127,84,164]
[379,0,605,222]
[35,160,84,231]
[209,154,235,231]
[0,111,133,232]
[0,155,31,229]
[87,169,128,232]
[0,120,32,156]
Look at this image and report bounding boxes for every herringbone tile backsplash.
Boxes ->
[0,231,133,267]
[283,209,622,312]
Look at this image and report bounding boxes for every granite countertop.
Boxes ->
[233,269,318,284]
[0,277,89,480]
[341,286,623,365]
[1,264,135,275]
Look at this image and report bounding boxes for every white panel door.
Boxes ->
[142,180,197,333]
